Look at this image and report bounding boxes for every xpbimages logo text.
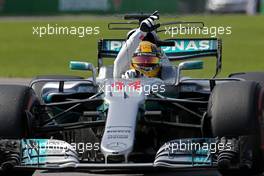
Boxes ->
[164,24,232,38]
[164,139,232,154]
[98,80,166,95]
[32,24,100,37]
[24,141,100,154]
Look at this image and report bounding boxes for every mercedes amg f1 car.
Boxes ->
[0,13,264,176]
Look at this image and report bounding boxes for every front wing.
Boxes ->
[0,138,237,171]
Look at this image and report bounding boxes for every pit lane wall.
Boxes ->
[0,0,206,14]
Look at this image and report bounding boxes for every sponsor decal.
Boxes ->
[108,41,125,51]
[162,40,213,53]
[111,80,141,91]
[105,40,216,53]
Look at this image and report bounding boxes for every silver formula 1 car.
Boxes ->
[0,13,264,176]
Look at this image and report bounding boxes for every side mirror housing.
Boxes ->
[70,61,94,71]
[69,61,97,85]
[176,60,203,85]
[179,60,203,70]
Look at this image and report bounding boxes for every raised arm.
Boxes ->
[113,29,146,78]
[113,13,159,78]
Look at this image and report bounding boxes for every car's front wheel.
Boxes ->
[0,85,38,176]
[207,81,264,175]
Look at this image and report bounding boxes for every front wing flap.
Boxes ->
[0,138,238,171]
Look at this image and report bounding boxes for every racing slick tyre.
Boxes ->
[0,85,38,176]
[229,72,264,87]
[30,75,83,100]
[207,81,264,175]
[0,85,38,138]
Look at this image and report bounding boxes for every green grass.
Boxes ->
[0,15,263,78]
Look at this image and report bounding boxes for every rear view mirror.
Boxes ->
[69,61,97,85]
[179,60,203,70]
[176,61,203,85]
[70,61,94,71]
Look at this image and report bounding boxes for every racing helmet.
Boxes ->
[131,41,161,77]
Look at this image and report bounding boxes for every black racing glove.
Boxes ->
[140,11,160,32]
